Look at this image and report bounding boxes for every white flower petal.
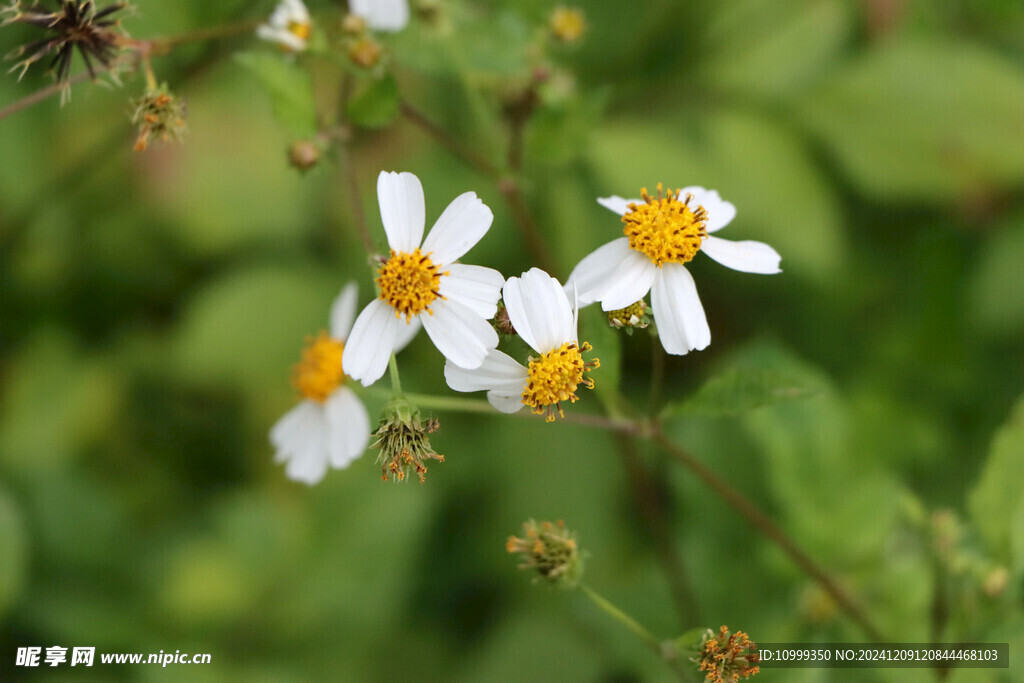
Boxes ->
[421,192,493,265]
[270,400,329,485]
[439,264,504,319]
[325,387,370,469]
[679,186,735,233]
[651,264,710,355]
[283,0,309,22]
[393,315,422,354]
[503,268,573,353]
[329,282,359,341]
[701,235,782,274]
[444,349,527,394]
[256,25,306,51]
[350,0,409,32]
[421,299,498,369]
[342,299,400,386]
[598,249,657,311]
[377,171,425,252]
[597,195,639,216]
[487,391,526,414]
[566,237,632,305]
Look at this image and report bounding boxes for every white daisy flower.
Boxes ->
[567,184,781,355]
[444,268,600,422]
[343,171,504,386]
[257,0,312,53]
[270,283,371,485]
[349,0,410,33]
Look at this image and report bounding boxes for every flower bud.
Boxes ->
[348,37,382,68]
[549,7,585,43]
[288,140,320,172]
[607,300,650,332]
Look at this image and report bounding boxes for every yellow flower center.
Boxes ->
[622,183,708,267]
[292,332,346,403]
[287,20,311,42]
[521,341,599,422]
[376,248,448,321]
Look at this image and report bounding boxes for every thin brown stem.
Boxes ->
[338,143,375,254]
[399,99,558,276]
[0,67,108,121]
[146,18,264,54]
[649,425,887,642]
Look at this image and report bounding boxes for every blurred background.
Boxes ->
[1,0,1023,680]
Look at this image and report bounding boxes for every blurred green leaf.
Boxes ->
[663,365,822,418]
[346,75,400,129]
[526,89,609,165]
[171,264,339,401]
[578,306,622,411]
[798,38,1024,201]
[968,393,1024,560]
[697,0,852,98]
[967,214,1024,337]
[0,489,27,619]
[234,51,318,137]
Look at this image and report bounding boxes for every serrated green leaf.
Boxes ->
[346,75,399,129]
[798,38,1024,201]
[968,393,1024,560]
[234,51,317,137]
[663,365,821,418]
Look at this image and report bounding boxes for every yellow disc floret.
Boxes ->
[287,20,311,42]
[623,183,708,267]
[292,331,346,403]
[376,248,448,321]
[521,341,599,422]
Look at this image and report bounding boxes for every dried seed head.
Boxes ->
[372,398,444,483]
[506,519,583,588]
[3,1,130,99]
[693,626,760,683]
[130,84,186,152]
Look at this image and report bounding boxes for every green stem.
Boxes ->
[387,354,403,397]
[579,583,692,680]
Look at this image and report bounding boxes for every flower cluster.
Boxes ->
[269,167,780,483]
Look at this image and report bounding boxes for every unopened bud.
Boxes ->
[288,140,320,172]
[550,7,586,43]
[607,300,650,332]
[349,37,382,68]
[342,13,367,35]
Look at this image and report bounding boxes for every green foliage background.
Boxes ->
[1,0,1024,680]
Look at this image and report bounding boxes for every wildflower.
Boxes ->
[568,185,780,355]
[693,625,759,683]
[349,0,408,33]
[343,170,503,386]
[2,0,128,92]
[506,519,583,587]
[270,283,371,485]
[444,268,599,422]
[256,0,311,53]
[549,6,585,43]
[372,397,444,483]
[130,84,186,152]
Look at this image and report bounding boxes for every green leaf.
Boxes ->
[697,0,852,98]
[0,489,27,619]
[346,75,400,129]
[234,51,317,137]
[967,214,1024,338]
[663,350,822,418]
[968,393,1024,560]
[797,38,1024,201]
